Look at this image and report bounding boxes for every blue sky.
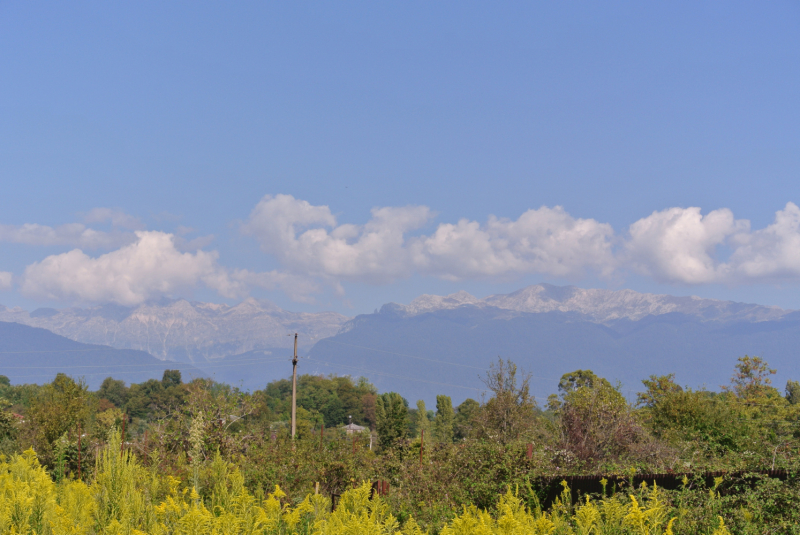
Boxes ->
[1,2,799,314]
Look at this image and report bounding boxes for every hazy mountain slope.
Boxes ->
[0,322,205,389]
[309,305,800,405]
[0,298,349,363]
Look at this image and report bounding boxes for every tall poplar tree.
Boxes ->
[434,395,454,443]
[415,399,431,438]
[375,392,408,449]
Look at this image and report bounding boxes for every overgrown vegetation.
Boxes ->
[1,355,800,533]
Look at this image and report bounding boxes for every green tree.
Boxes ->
[125,379,165,419]
[473,358,538,444]
[376,392,408,449]
[433,395,454,443]
[125,375,187,420]
[786,380,800,405]
[264,374,378,427]
[557,373,647,463]
[558,369,600,394]
[453,398,480,440]
[548,369,612,411]
[645,388,752,453]
[161,369,182,388]
[724,355,778,400]
[0,398,17,444]
[0,382,41,410]
[637,373,683,408]
[29,374,92,453]
[98,377,129,408]
[414,400,431,438]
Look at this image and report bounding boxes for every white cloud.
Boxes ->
[242,196,800,291]
[412,207,616,280]
[20,231,246,305]
[18,230,322,305]
[727,202,800,282]
[624,203,800,285]
[625,207,748,284]
[14,197,800,306]
[0,222,135,249]
[0,272,12,291]
[242,194,433,283]
[242,194,616,286]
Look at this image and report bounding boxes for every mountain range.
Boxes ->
[0,298,347,363]
[312,285,799,403]
[394,285,789,323]
[2,284,799,402]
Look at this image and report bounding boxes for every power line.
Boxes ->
[5,357,291,379]
[0,356,289,370]
[310,357,485,392]
[310,358,553,401]
[321,340,488,371]
[320,339,561,383]
[0,348,121,354]
[7,369,209,379]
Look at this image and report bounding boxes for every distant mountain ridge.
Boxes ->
[393,284,790,323]
[313,304,800,406]
[0,322,204,389]
[311,285,799,404]
[0,298,348,363]
[1,285,798,396]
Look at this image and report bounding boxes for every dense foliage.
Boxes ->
[1,355,800,533]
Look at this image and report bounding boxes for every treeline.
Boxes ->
[2,355,800,531]
[3,355,800,468]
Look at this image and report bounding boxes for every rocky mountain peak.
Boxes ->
[404,290,481,315]
[395,284,791,323]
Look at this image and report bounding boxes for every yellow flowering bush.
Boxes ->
[0,436,740,534]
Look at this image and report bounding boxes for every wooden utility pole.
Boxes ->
[291,333,298,439]
[121,414,126,453]
[77,423,82,480]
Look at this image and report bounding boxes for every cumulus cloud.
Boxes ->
[624,203,800,285]
[625,207,748,283]
[243,196,800,291]
[242,194,616,285]
[14,196,800,306]
[412,207,615,280]
[18,230,322,305]
[20,231,248,305]
[727,202,800,282]
[0,272,12,291]
[242,194,434,283]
